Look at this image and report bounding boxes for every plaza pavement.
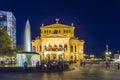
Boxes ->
[68,62,120,80]
[0,62,120,80]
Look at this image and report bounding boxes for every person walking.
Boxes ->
[36,61,40,69]
[117,62,120,70]
[80,60,83,67]
[24,61,28,70]
[83,61,86,68]
[105,61,110,70]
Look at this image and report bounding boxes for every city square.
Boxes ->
[0,63,120,80]
[0,0,120,80]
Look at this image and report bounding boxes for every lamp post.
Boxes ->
[105,44,111,61]
[74,53,76,63]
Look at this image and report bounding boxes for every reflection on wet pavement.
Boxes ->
[0,63,120,80]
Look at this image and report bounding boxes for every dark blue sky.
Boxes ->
[0,0,120,55]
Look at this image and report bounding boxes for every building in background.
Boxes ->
[0,11,16,48]
[114,54,120,62]
[32,19,84,62]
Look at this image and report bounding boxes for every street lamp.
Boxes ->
[105,44,111,61]
[105,51,111,60]
[74,53,77,63]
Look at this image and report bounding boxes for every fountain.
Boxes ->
[24,20,31,51]
[16,20,41,67]
[16,52,40,67]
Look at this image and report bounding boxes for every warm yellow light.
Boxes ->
[106,52,108,55]
[32,22,85,61]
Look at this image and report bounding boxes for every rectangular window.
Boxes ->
[54,30,58,34]
[40,46,41,51]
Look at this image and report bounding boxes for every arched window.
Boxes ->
[66,30,68,33]
[64,44,67,51]
[37,46,38,51]
[64,30,65,33]
[47,30,48,34]
[69,30,70,33]
[59,30,60,33]
[70,45,73,52]
[75,46,76,52]
[44,30,46,33]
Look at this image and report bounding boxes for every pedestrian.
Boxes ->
[24,61,28,70]
[83,61,86,68]
[117,62,119,70]
[105,61,110,70]
[36,61,39,69]
[80,60,83,67]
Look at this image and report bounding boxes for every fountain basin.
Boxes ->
[16,52,41,67]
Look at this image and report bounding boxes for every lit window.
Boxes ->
[40,46,41,51]
[64,30,65,33]
[54,30,58,34]
[75,46,76,52]
[0,16,2,18]
[59,30,60,33]
[44,30,46,33]
[70,45,73,52]
[47,30,48,34]
[32,46,36,52]
[66,30,68,33]
[64,44,67,51]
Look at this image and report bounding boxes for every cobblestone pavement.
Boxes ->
[0,63,120,80]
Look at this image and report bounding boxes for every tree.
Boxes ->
[16,45,24,52]
[0,27,13,56]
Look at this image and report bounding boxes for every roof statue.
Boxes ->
[55,18,59,23]
[71,23,74,26]
[41,24,44,26]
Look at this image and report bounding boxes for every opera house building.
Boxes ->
[32,20,84,62]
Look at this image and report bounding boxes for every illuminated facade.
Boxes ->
[0,11,16,48]
[32,20,84,62]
